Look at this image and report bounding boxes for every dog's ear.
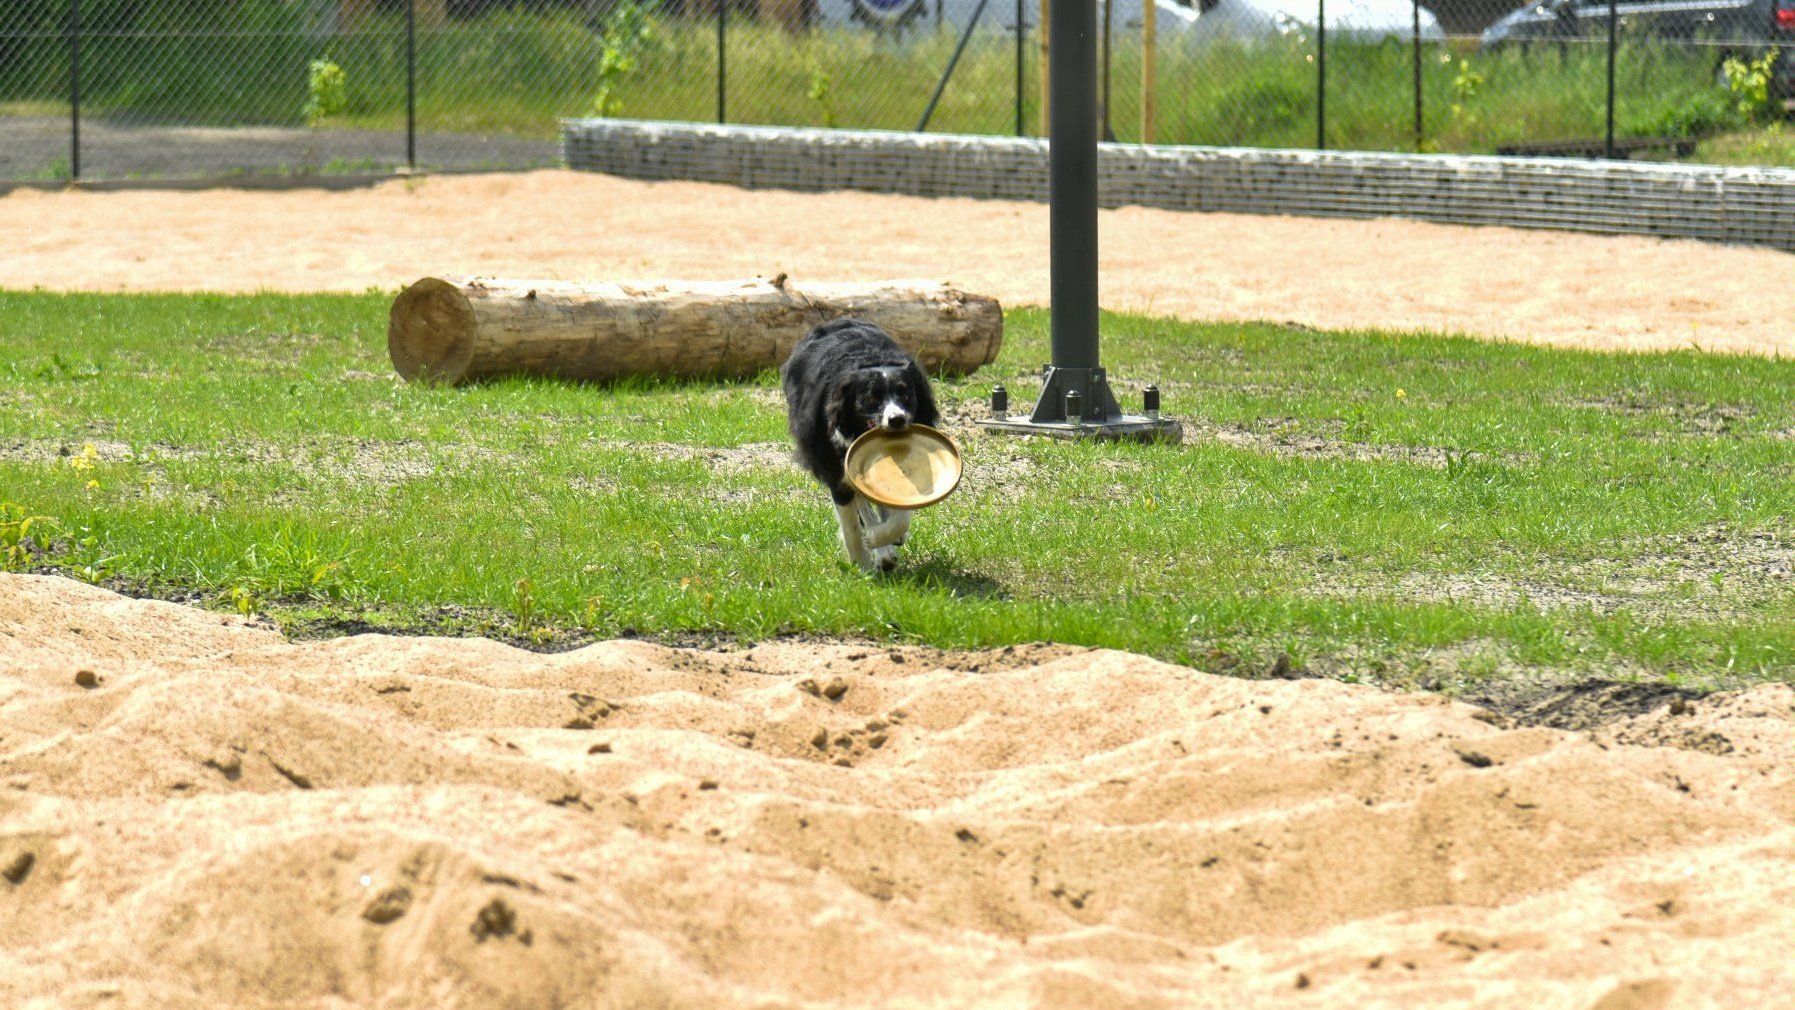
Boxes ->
[824,372,858,436]
[904,361,940,427]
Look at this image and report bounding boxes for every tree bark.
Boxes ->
[388,276,1004,386]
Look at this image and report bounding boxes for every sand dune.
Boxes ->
[2,573,1789,1008]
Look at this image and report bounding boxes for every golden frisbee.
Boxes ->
[844,424,963,509]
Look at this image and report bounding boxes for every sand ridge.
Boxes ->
[3,170,1793,357]
[2,573,1790,1008]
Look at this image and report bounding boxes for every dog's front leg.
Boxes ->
[834,498,877,572]
[860,504,911,549]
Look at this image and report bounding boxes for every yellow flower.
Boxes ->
[66,443,100,470]
[1395,388,1408,400]
[86,479,100,490]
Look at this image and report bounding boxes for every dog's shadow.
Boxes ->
[885,557,1009,600]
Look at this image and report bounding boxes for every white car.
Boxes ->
[810,0,1446,44]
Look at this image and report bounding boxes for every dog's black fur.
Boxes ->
[781,318,940,505]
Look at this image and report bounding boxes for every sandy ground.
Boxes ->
[6,174,1795,1006]
[2,169,1792,357]
[1,574,1791,1008]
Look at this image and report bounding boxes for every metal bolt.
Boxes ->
[1144,384,1160,420]
[1065,389,1084,426]
[991,383,1008,420]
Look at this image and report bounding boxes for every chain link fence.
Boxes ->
[2,0,1790,184]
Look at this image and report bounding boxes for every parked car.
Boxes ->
[1480,0,1795,97]
[1156,0,1447,44]
[812,0,1445,43]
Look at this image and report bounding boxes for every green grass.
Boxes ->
[2,6,1786,164]
[3,289,1793,692]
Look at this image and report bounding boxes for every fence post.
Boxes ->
[917,0,992,131]
[1142,0,1156,143]
[717,0,727,123]
[1015,0,1024,135]
[67,0,80,180]
[1038,0,1050,134]
[1411,0,1422,151]
[1100,0,1113,141]
[406,0,417,169]
[1316,0,1326,150]
[1605,0,1616,158]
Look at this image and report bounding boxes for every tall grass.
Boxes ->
[0,5,1768,158]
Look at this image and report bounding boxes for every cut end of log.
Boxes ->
[388,277,478,385]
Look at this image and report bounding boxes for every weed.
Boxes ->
[591,0,660,117]
[1450,58,1484,124]
[807,67,837,128]
[242,533,358,601]
[64,443,99,472]
[1722,49,1780,123]
[231,584,260,618]
[303,57,349,127]
[34,354,102,381]
[513,577,537,635]
[26,157,71,182]
[1443,448,1469,481]
[69,528,119,585]
[0,502,57,572]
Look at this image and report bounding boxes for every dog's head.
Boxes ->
[829,364,930,440]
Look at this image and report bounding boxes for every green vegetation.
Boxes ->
[0,2,1788,165]
[303,57,349,128]
[3,289,1792,693]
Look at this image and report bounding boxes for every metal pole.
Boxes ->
[1015,0,1024,135]
[918,0,992,131]
[1605,0,1616,158]
[1411,0,1422,151]
[980,0,1176,437]
[1316,0,1326,150]
[1049,0,1098,374]
[718,0,727,123]
[406,0,417,170]
[67,0,80,180]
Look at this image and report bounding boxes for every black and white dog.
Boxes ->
[781,318,941,573]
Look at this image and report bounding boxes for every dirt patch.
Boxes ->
[1,573,1790,1008]
[1183,416,1526,470]
[1566,397,1761,438]
[1303,523,1794,623]
[3,170,1793,357]
[0,435,490,487]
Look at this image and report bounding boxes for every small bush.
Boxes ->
[304,57,349,127]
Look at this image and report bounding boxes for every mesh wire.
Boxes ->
[0,0,1789,182]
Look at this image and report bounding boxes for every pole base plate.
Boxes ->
[975,414,1182,443]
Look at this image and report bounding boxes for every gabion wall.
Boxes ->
[564,118,1795,251]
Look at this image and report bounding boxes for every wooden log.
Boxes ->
[387,276,1003,386]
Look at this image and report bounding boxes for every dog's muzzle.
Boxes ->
[879,404,912,432]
